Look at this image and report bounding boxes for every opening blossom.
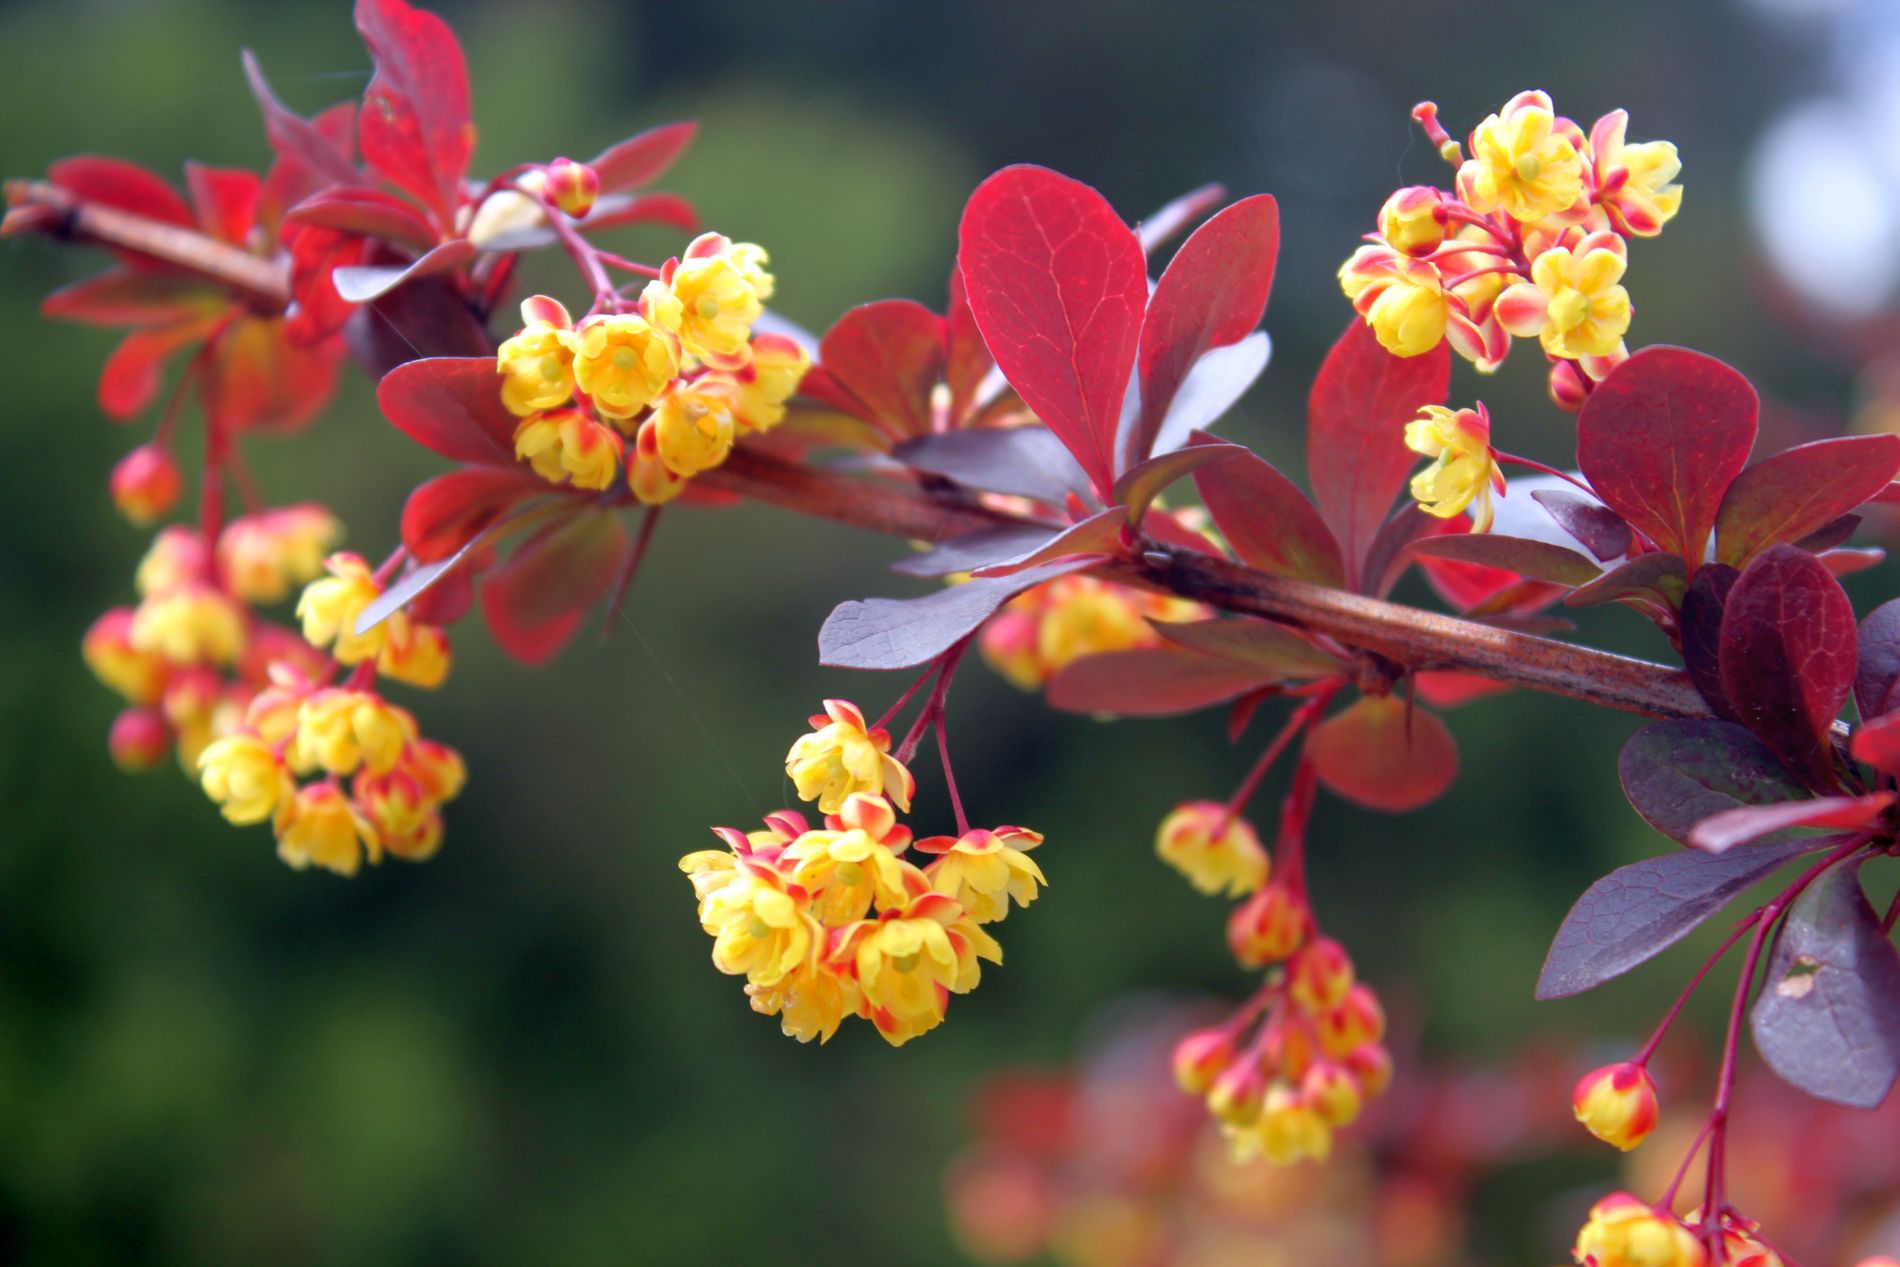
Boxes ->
[1404,403,1506,531]
[1572,1193,1708,1267]
[785,699,915,814]
[1460,90,1586,223]
[1155,801,1270,898]
[1572,1061,1660,1151]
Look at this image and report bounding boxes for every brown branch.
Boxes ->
[705,448,1714,722]
[3,180,290,312]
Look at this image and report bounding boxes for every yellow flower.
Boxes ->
[572,312,679,422]
[1572,1193,1708,1267]
[695,857,816,988]
[404,737,466,803]
[919,825,1046,924]
[274,782,381,877]
[1378,185,1446,255]
[628,420,687,505]
[726,333,809,432]
[1172,1026,1239,1096]
[1340,245,1450,358]
[1495,230,1631,360]
[830,890,965,1047]
[649,378,738,478]
[1572,1061,1660,1152]
[293,688,412,776]
[1226,883,1309,966]
[353,768,444,861]
[643,233,769,369]
[785,699,915,814]
[1225,1084,1333,1165]
[217,504,344,605]
[84,608,170,704]
[1155,801,1269,898]
[377,621,452,689]
[1591,109,1682,237]
[496,296,579,417]
[1300,1061,1364,1128]
[197,731,294,825]
[129,584,246,666]
[782,812,917,927]
[513,407,623,490]
[134,526,210,597]
[1287,936,1356,1014]
[1315,984,1386,1059]
[746,957,860,1044]
[1404,403,1506,531]
[1460,90,1585,223]
[296,552,392,666]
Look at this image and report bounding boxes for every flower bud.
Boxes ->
[1572,1193,1706,1267]
[1260,1021,1317,1083]
[1344,1043,1393,1099]
[1548,359,1589,412]
[1572,1061,1660,1152]
[108,706,169,771]
[1300,1060,1364,1128]
[1172,1026,1238,1096]
[1206,1057,1267,1126]
[543,157,599,218]
[1256,1083,1332,1165]
[1287,937,1355,1013]
[1226,883,1309,967]
[1377,185,1446,256]
[1316,984,1386,1058]
[110,444,183,525]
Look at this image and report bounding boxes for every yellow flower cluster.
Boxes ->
[493,233,809,504]
[978,575,1209,690]
[680,702,1048,1046]
[1340,90,1681,400]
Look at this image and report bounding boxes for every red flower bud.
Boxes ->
[1287,937,1355,1013]
[1548,359,1588,413]
[1171,1025,1237,1096]
[1572,1061,1659,1151]
[1227,884,1309,967]
[110,444,183,525]
[543,157,599,219]
[108,706,170,771]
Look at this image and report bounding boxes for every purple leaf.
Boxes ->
[333,238,476,303]
[1680,564,1740,720]
[1855,597,1900,721]
[893,426,1091,505]
[1535,836,1824,1000]
[375,355,517,464]
[1532,488,1632,562]
[1618,719,1809,846]
[818,559,1093,670]
[1111,442,1244,526]
[971,508,1126,578]
[1148,617,1342,679]
[1047,646,1276,716]
[1563,552,1688,610]
[1689,793,1892,855]
[1720,545,1857,787]
[1193,444,1345,588]
[1408,533,1602,588]
[1715,435,1900,567]
[1149,332,1271,456]
[891,525,1067,579]
[1752,859,1900,1107]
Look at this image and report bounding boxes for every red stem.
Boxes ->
[935,715,969,836]
[1631,910,1764,1066]
[1222,680,1343,829]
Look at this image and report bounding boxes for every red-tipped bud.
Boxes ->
[1260,1021,1317,1083]
[1378,186,1446,256]
[110,444,183,525]
[1316,984,1386,1058]
[1287,937,1355,1013]
[1227,884,1310,967]
[1572,1061,1659,1151]
[1548,359,1588,413]
[543,158,599,219]
[1344,1043,1393,1099]
[1172,1026,1238,1096]
[108,706,169,771]
[1207,1057,1268,1126]
[1300,1060,1364,1127]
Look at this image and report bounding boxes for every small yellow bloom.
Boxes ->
[1287,937,1356,1014]
[1155,801,1269,898]
[830,890,964,1047]
[1460,89,1586,223]
[353,768,443,861]
[1377,185,1446,255]
[1404,403,1506,531]
[572,312,679,422]
[496,296,579,417]
[84,608,170,704]
[725,333,810,432]
[1591,109,1683,238]
[293,688,412,776]
[1340,245,1451,359]
[746,957,859,1044]
[197,731,294,826]
[695,857,816,987]
[1172,1026,1239,1096]
[649,378,738,478]
[274,782,381,876]
[1572,1193,1708,1267]
[1300,1061,1364,1128]
[1572,1061,1660,1151]
[785,699,915,814]
[1225,1083,1333,1165]
[377,620,452,689]
[782,821,915,928]
[643,233,769,370]
[1315,984,1386,1058]
[513,407,623,490]
[296,552,392,666]
[129,584,247,666]
[134,526,210,598]
[218,504,344,605]
[404,737,466,803]
[628,420,687,505]
[1226,883,1309,966]
[920,825,1046,924]
[1494,230,1631,360]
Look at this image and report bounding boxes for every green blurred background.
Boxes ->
[2,0,1893,1263]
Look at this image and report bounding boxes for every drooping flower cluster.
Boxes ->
[494,233,809,504]
[980,575,1208,690]
[680,701,1046,1045]
[1340,91,1681,407]
[1570,1193,1794,1267]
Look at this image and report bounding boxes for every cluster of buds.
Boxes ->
[679,700,1046,1045]
[979,575,1208,690]
[1340,90,1682,408]
[493,232,809,504]
[1571,1194,1790,1267]
[1159,803,1391,1165]
[194,551,464,876]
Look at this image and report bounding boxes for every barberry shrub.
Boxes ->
[7,3,1900,1263]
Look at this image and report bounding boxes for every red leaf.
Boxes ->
[957,164,1148,496]
[1192,443,1344,587]
[814,300,946,438]
[1134,183,1226,254]
[376,355,518,464]
[401,466,547,562]
[1306,320,1450,590]
[1148,617,1342,679]
[1131,194,1277,466]
[1111,441,1245,525]
[1564,552,1689,611]
[1531,489,1632,562]
[1408,533,1601,588]
[1689,793,1892,854]
[588,121,697,193]
[241,50,359,189]
[1715,435,1900,566]
[98,322,212,419]
[1720,544,1857,787]
[49,156,193,227]
[354,0,473,229]
[1856,598,1900,721]
[1308,695,1458,813]
[1851,710,1900,776]
[575,191,698,235]
[201,317,343,435]
[184,164,261,245]
[344,276,493,377]
[944,269,992,424]
[1413,672,1510,709]
[970,507,1126,578]
[1046,646,1277,716]
[284,186,437,247]
[1577,346,1757,566]
[1680,563,1741,721]
[480,511,628,666]
[43,270,221,328]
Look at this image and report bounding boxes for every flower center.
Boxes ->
[892,951,921,973]
[836,861,864,887]
[1548,287,1590,332]
[696,296,723,322]
[1515,152,1542,182]
[612,346,637,371]
[746,913,771,939]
